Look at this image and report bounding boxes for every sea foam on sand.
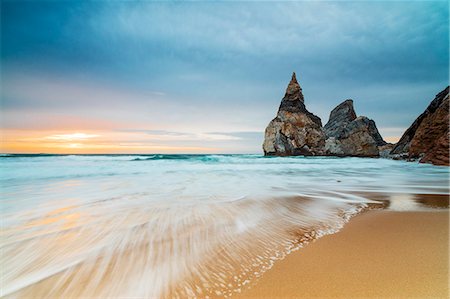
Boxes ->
[1,155,448,298]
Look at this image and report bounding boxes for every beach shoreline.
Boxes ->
[2,154,448,298]
[234,209,449,298]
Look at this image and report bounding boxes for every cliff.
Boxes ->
[390,86,449,166]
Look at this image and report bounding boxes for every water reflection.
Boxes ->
[387,194,449,211]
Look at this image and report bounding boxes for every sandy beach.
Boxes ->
[235,210,449,298]
[2,154,448,298]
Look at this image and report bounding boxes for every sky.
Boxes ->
[1,0,448,154]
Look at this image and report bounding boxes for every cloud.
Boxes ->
[118,129,244,141]
[1,1,448,153]
[1,71,166,110]
[3,1,447,86]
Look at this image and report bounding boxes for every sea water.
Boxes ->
[1,155,448,298]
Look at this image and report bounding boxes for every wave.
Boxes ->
[1,194,366,298]
[132,154,207,161]
[2,154,238,163]
[1,155,448,297]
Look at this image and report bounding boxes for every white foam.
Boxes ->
[0,155,448,297]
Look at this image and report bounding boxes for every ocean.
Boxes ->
[1,154,449,298]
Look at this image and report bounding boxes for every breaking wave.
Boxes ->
[1,155,448,298]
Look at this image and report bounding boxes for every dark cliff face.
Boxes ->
[366,119,387,147]
[391,86,449,166]
[324,99,357,138]
[263,73,326,156]
[324,99,387,157]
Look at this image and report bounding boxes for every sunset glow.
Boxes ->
[1,129,222,154]
[45,133,100,141]
[2,128,402,154]
[1,1,447,154]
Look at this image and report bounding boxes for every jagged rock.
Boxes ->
[263,73,326,156]
[324,99,357,138]
[324,100,387,157]
[390,86,449,166]
[378,143,395,158]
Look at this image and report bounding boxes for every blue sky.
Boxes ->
[1,1,448,153]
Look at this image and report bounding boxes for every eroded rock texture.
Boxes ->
[324,100,387,157]
[390,86,449,166]
[263,73,326,156]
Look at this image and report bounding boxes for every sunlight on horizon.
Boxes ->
[1,129,400,154]
[1,129,224,154]
[45,133,100,141]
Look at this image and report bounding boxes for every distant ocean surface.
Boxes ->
[1,154,449,298]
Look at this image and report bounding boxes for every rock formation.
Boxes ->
[390,86,449,166]
[324,99,387,157]
[323,100,357,138]
[263,73,326,156]
[262,73,448,164]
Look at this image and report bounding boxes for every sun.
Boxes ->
[45,133,100,141]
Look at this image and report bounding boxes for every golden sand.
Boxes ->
[235,210,449,298]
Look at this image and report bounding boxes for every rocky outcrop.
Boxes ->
[390,86,449,166]
[263,73,326,156]
[324,99,387,157]
[378,143,395,158]
[323,100,357,137]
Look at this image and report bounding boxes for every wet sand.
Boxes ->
[235,210,449,298]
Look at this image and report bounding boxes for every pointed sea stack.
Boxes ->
[390,86,449,166]
[324,99,388,157]
[263,72,326,156]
